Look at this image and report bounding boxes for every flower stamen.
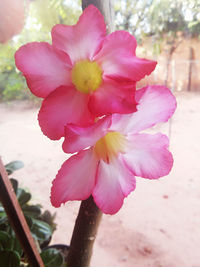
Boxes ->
[71,60,102,94]
[94,132,127,163]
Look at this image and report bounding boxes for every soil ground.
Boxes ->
[0,91,200,267]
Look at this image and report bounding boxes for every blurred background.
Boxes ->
[0,1,200,266]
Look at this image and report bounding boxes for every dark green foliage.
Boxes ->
[0,250,20,267]
[0,161,64,266]
[0,177,55,246]
[40,248,64,267]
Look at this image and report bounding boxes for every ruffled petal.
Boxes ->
[93,156,136,214]
[94,31,157,82]
[51,149,98,207]
[52,5,106,63]
[15,42,72,98]
[123,133,173,179]
[63,116,111,153]
[38,86,95,140]
[89,80,137,116]
[111,85,177,134]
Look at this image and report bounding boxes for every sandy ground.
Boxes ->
[0,91,200,267]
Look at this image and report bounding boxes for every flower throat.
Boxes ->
[71,60,102,94]
[94,132,127,163]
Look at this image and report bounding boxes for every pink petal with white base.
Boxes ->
[111,85,177,134]
[38,86,95,140]
[51,149,97,207]
[94,31,157,82]
[93,156,136,214]
[63,116,111,153]
[15,42,72,98]
[123,133,173,179]
[89,80,137,116]
[52,5,106,63]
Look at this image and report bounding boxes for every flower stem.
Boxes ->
[67,196,102,267]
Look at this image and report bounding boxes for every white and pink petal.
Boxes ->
[51,149,98,207]
[123,133,173,179]
[51,5,106,63]
[63,116,111,153]
[38,86,95,140]
[15,42,72,98]
[93,156,136,214]
[111,85,177,134]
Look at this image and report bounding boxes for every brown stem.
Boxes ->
[67,196,102,267]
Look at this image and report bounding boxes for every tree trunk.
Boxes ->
[187,47,194,92]
[67,196,102,267]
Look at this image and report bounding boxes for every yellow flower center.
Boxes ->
[94,132,127,163]
[71,60,102,94]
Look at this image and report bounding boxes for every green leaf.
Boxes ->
[23,204,42,218]
[0,231,10,248]
[0,250,20,267]
[5,161,24,175]
[0,207,7,225]
[25,216,33,229]
[0,205,4,212]
[30,219,52,244]
[39,210,56,232]
[0,231,22,256]
[7,237,23,257]
[40,248,64,267]
[17,188,31,207]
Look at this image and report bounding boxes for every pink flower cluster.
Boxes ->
[15,5,176,214]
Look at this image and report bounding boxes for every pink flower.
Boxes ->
[15,5,157,140]
[51,85,177,214]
